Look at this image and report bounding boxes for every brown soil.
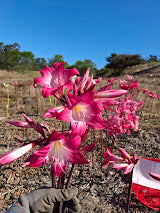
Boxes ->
[0,66,160,213]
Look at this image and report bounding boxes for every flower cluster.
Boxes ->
[119,75,138,91]
[0,62,145,179]
[138,88,159,99]
[105,96,143,137]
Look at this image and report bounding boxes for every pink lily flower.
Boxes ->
[125,75,133,80]
[119,79,138,91]
[105,97,142,137]
[149,173,160,181]
[22,133,94,177]
[1,115,52,166]
[148,92,159,99]
[112,163,135,174]
[0,141,36,166]
[102,147,138,174]
[34,62,79,98]
[56,92,105,136]
[8,113,46,138]
[11,81,18,86]
[95,77,102,84]
[44,92,104,136]
[102,147,123,168]
[72,68,102,96]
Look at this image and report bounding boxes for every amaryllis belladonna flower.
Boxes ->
[7,113,47,138]
[72,67,102,96]
[22,132,96,177]
[119,79,138,91]
[34,62,79,98]
[102,147,138,174]
[44,92,105,136]
[105,97,142,137]
[11,81,18,86]
[0,114,51,166]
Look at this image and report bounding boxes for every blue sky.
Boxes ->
[0,0,160,69]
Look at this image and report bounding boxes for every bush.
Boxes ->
[105,53,146,76]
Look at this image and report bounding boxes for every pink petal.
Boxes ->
[123,163,134,174]
[53,62,64,74]
[112,163,128,170]
[106,147,123,161]
[64,67,80,77]
[80,143,96,154]
[71,120,87,136]
[22,114,45,136]
[7,121,30,128]
[43,106,65,118]
[42,87,57,98]
[67,94,80,108]
[84,74,94,91]
[51,160,67,178]
[97,83,113,92]
[68,150,89,164]
[78,67,90,92]
[22,153,40,167]
[64,135,81,150]
[34,76,48,87]
[56,108,72,122]
[81,127,90,143]
[63,80,73,92]
[102,160,116,168]
[118,147,131,160]
[99,98,119,107]
[132,153,138,164]
[26,156,48,168]
[94,89,128,98]
[149,173,160,181]
[34,143,53,156]
[49,131,65,142]
[0,142,36,165]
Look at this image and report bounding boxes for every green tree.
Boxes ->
[105,53,146,76]
[0,42,4,69]
[0,42,21,70]
[48,54,69,67]
[33,57,47,70]
[68,59,97,76]
[148,55,159,62]
[19,51,35,71]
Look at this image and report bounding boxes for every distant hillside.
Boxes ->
[123,62,160,76]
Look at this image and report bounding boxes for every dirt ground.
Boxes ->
[0,67,160,212]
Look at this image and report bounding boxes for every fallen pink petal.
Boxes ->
[149,173,160,181]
